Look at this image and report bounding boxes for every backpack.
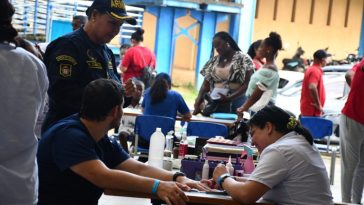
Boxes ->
[140,65,156,88]
[137,49,156,88]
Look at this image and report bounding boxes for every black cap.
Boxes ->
[313,49,330,60]
[86,0,137,25]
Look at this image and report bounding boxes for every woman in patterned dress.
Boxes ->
[193,31,255,116]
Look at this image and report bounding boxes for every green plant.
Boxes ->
[173,83,198,107]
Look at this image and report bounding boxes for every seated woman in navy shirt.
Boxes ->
[142,73,192,120]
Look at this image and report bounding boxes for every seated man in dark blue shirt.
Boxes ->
[37,79,209,205]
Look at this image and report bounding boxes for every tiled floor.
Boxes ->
[98,195,151,205]
[325,154,342,202]
[98,153,361,205]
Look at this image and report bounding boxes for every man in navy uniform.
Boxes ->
[42,0,137,133]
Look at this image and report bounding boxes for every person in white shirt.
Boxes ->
[0,1,48,204]
[118,78,144,152]
[212,105,333,205]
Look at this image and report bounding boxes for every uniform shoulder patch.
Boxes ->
[59,64,72,77]
[56,55,77,65]
[108,60,114,70]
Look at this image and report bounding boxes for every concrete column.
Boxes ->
[237,0,257,53]
[195,12,217,90]
[154,7,175,75]
[358,5,364,57]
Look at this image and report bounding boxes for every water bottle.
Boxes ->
[165,131,174,152]
[202,159,210,180]
[148,128,165,168]
[178,135,188,159]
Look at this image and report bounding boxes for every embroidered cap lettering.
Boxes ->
[111,0,124,9]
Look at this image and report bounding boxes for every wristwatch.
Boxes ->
[217,173,231,188]
[172,172,186,181]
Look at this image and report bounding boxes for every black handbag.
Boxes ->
[228,118,249,141]
[201,93,231,116]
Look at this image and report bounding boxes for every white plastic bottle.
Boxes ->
[148,128,165,168]
[226,155,234,176]
[202,160,210,180]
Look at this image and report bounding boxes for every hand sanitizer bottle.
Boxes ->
[226,155,234,176]
[202,159,210,180]
[242,145,255,174]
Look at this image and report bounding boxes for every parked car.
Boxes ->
[278,70,304,91]
[275,64,352,139]
[322,64,354,73]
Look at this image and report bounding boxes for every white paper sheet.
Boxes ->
[210,87,229,100]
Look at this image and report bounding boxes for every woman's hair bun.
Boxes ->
[267,31,283,51]
[131,28,145,42]
[135,28,144,35]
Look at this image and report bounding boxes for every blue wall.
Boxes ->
[50,20,72,41]
[127,1,248,89]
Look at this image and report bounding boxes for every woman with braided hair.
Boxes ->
[212,105,333,205]
[193,31,254,116]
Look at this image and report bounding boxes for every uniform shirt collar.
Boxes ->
[79,26,104,49]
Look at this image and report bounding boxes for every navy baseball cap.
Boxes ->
[313,49,330,60]
[86,0,137,25]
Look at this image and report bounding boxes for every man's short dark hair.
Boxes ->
[313,49,330,60]
[80,79,124,121]
[73,15,88,25]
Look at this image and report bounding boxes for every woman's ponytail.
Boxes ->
[249,105,314,145]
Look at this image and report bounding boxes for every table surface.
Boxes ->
[104,189,273,205]
[123,107,236,127]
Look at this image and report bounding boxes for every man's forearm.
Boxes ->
[101,169,156,192]
[71,160,156,193]
[120,160,174,181]
[138,163,174,181]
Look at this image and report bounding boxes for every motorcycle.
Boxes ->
[282,47,308,72]
[328,53,362,65]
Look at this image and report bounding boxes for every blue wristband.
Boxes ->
[217,173,230,188]
[151,180,160,195]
